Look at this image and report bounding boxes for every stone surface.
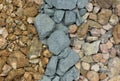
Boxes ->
[79,8,87,16]
[56,49,79,76]
[52,76,60,81]
[86,3,93,12]
[68,24,78,34]
[64,11,76,25]
[52,0,77,10]
[82,41,100,55]
[91,64,100,72]
[34,14,55,39]
[82,62,90,70]
[39,75,51,81]
[60,67,79,81]
[87,71,99,81]
[45,56,58,76]
[47,30,70,55]
[103,23,113,30]
[55,24,68,33]
[109,14,119,25]
[96,0,112,8]
[108,75,120,81]
[77,0,89,9]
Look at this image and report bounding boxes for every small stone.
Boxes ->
[77,0,89,9]
[89,13,97,21]
[52,0,77,10]
[93,6,100,14]
[0,37,7,49]
[53,10,64,23]
[23,72,33,81]
[81,55,94,63]
[32,72,42,80]
[106,41,113,49]
[56,49,79,76]
[27,17,34,24]
[88,20,102,28]
[60,67,79,81]
[68,24,78,34]
[34,0,44,5]
[108,75,120,81]
[47,30,70,55]
[79,8,87,16]
[99,73,107,80]
[29,59,40,64]
[92,53,103,62]
[64,11,76,25]
[44,9,54,16]
[103,23,113,30]
[82,41,100,55]
[75,61,81,71]
[86,3,93,12]
[87,71,99,81]
[100,44,109,53]
[82,62,90,70]
[45,56,58,76]
[86,36,98,42]
[96,0,112,8]
[24,7,37,17]
[34,14,55,39]
[90,28,101,37]
[0,57,6,73]
[100,29,106,35]
[109,14,119,25]
[55,23,68,33]
[110,47,117,58]
[91,64,100,72]
[115,4,120,16]
[82,13,90,20]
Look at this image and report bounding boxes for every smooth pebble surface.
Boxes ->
[34,0,90,81]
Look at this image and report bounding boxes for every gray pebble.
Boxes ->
[56,49,80,76]
[64,11,76,25]
[45,0,53,8]
[53,10,65,23]
[55,23,68,33]
[77,0,89,9]
[79,8,87,16]
[44,9,55,16]
[60,67,79,81]
[52,76,60,81]
[38,75,51,81]
[47,30,70,55]
[45,56,58,76]
[52,0,77,10]
[34,14,55,40]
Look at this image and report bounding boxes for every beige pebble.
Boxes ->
[82,62,90,70]
[68,24,78,34]
[87,71,99,81]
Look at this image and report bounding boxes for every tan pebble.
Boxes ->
[32,72,42,80]
[103,23,113,30]
[27,17,34,24]
[68,24,78,34]
[100,29,106,35]
[108,75,120,81]
[43,49,52,58]
[34,0,44,5]
[93,6,100,13]
[91,64,100,72]
[86,3,93,12]
[88,20,102,28]
[23,72,33,81]
[41,57,49,65]
[115,4,120,16]
[93,53,103,62]
[99,73,107,80]
[89,13,97,21]
[82,13,90,20]
[82,62,90,70]
[29,59,40,64]
[87,71,99,81]
[0,37,7,49]
[2,28,8,38]
[75,61,81,71]
[100,44,109,53]
[110,47,117,58]
[106,41,113,49]
[109,14,119,25]
[39,67,44,74]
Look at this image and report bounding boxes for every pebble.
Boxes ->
[90,28,101,37]
[93,6,100,14]
[27,17,34,24]
[34,14,55,39]
[91,64,100,72]
[55,23,68,33]
[82,62,90,70]
[87,71,99,81]
[109,14,119,25]
[77,0,89,9]
[92,53,103,62]
[81,55,94,63]
[52,0,77,10]
[100,44,109,53]
[0,37,7,49]
[86,3,93,12]
[106,41,113,49]
[75,61,81,71]
[82,41,100,55]
[88,20,102,28]
[68,24,78,34]
[96,0,112,8]
[47,30,70,55]
[103,23,113,30]
[108,75,120,81]
[86,36,98,42]
[89,13,97,21]
[99,73,107,80]
[115,4,120,16]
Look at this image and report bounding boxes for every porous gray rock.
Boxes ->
[39,75,51,81]
[77,0,89,9]
[47,30,70,55]
[45,56,58,76]
[52,76,60,81]
[56,49,80,76]
[34,14,55,40]
[64,11,76,25]
[53,10,65,23]
[52,0,77,10]
[60,67,79,81]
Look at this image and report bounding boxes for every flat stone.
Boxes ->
[81,55,94,63]
[44,9,54,16]
[87,71,99,81]
[86,3,93,12]
[52,0,77,10]
[60,67,79,81]
[55,23,68,33]
[82,62,90,70]
[82,41,100,55]
[53,10,64,23]
[64,11,76,25]
[52,76,60,81]
[45,0,53,7]
[34,14,55,40]
[109,14,119,25]
[79,8,87,16]
[45,56,58,76]
[47,30,70,55]
[56,49,79,76]
[39,75,51,81]
[77,0,89,9]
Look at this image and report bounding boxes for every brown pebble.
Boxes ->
[68,24,78,34]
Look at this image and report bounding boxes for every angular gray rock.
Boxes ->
[64,11,76,25]
[45,56,58,76]
[82,41,100,55]
[53,10,65,23]
[52,0,77,10]
[52,76,60,81]
[79,8,87,16]
[34,14,55,40]
[39,75,51,81]
[77,0,89,9]
[60,67,79,81]
[44,9,55,16]
[45,0,53,7]
[55,24,68,33]
[47,30,70,55]
[56,49,80,75]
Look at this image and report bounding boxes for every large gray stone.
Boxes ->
[77,0,89,9]
[44,9,55,16]
[45,0,53,7]
[45,56,58,76]
[55,23,68,33]
[52,0,77,10]
[34,14,55,40]
[60,67,79,81]
[64,11,76,25]
[47,30,70,55]
[39,75,51,81]
[53,10,65,23]
[56,49,80,75]
[52,76,60,81]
